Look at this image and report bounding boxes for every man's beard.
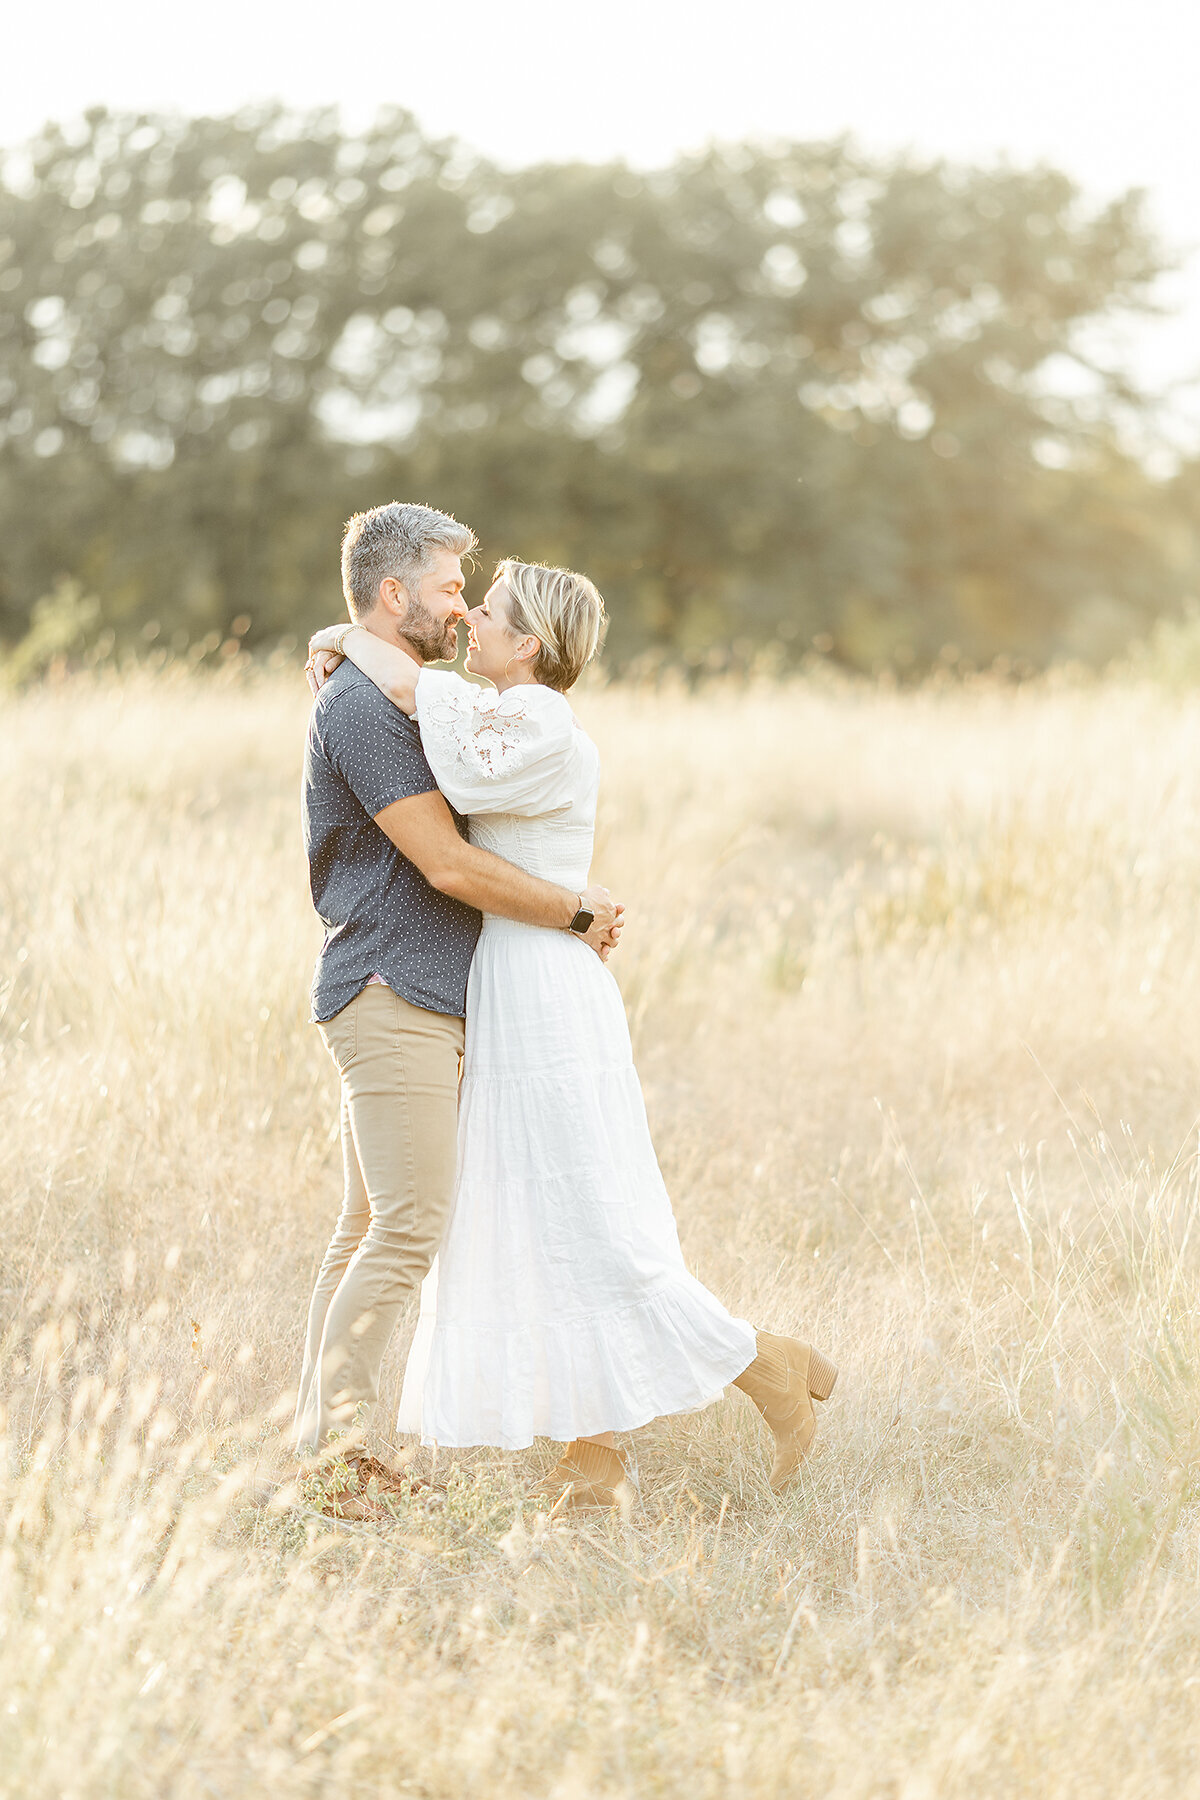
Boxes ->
[400,596,459,663]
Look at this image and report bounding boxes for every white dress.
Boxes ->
[397,669,756,1449]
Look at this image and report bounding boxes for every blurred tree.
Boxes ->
[0,107,1184,669]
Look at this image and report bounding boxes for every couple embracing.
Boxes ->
[293,500,837,1516]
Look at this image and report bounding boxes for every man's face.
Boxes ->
[398,549,468,662]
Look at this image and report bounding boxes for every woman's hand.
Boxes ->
[305,647,345,697]
[306,649,344,696]
[305,618,420,713]
[309,624,349,653]
[305,623,355,696]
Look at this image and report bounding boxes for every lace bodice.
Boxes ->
[414,670,599,890]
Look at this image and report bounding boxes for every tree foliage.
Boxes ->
[0,106,1189,669]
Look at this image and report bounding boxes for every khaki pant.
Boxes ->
[293,982,464,1452]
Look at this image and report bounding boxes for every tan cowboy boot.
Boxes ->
[528,1439,631,1512]
[733,1332,839,1490]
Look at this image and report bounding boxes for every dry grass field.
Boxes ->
[4,663,1200,1799]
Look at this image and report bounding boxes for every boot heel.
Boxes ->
[808,1347,838,1401]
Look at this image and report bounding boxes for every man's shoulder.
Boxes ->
[314,664,420,738]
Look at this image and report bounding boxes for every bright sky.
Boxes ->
[6,0,1200,438]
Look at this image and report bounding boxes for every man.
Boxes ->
[293,501,620,1496]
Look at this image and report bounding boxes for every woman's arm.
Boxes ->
[307,623,420,715]
[413,670,583,818]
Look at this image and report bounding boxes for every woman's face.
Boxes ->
[465,580,526,684]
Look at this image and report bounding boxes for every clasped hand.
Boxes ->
[579,886,623,961]
[305,626,347,696]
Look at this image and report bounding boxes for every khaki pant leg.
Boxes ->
[294,983,463,1452]
[293,1086,369,1449]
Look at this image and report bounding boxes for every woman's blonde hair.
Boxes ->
[495,559,607,692]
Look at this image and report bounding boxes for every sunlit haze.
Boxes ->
[5,0,1199,434]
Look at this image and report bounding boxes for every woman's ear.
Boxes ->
[518,635,541,664]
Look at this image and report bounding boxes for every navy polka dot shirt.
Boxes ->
[303,661,481,1022]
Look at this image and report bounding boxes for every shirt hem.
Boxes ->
[310,974,467,1023]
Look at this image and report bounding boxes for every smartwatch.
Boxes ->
[568,898,595,935]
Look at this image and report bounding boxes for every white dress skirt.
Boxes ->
[397,669,756,1450]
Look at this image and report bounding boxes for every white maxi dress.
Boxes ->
[397,669,756,1449]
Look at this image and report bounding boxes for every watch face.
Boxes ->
[571,908,595,933]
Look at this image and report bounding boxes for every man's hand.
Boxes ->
[578,884,624,960]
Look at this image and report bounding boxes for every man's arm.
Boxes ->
[375,790,621,952]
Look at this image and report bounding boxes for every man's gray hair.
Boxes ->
[340,501,478,618]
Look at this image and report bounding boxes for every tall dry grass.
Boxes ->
[4,664,1200,1798]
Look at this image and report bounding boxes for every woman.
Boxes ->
[306,559,837,1507]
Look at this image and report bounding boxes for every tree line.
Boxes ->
[1,104,1196,674]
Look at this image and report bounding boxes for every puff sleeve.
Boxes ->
[414,670,584,818]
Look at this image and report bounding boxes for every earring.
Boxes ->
[503,657,515,680]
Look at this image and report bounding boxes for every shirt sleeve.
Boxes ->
[414,669,583,818]
[322,680,438,818]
